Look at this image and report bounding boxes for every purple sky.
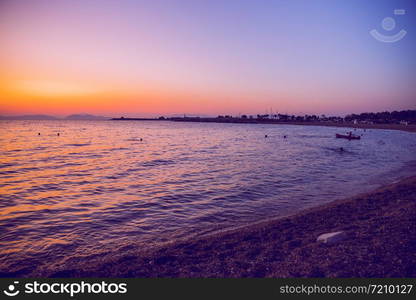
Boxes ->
[0,0,415,116]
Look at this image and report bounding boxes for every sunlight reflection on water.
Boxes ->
[0,120,415,272]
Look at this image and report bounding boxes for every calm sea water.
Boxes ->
[1,120,416,273]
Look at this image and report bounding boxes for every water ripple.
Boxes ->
[0,120,415,274]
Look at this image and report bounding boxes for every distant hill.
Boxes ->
[0,114,58,120]
[0,114,110,120]
[65,114,109,120]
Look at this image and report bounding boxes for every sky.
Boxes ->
[0,0,415,117]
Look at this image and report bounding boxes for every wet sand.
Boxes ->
[32,175,416,278]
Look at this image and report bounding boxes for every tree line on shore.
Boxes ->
[344,110,416,124]
[168,110,415,124]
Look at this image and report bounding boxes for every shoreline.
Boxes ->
[111,118,416,133]
[32,175,416,278]
[265,121,416,133]
[4,118,416,133]
[274,121,416,133]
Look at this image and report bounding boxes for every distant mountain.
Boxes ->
[65,114,109,120]
[0,114,58,120]
[0,114,110,120]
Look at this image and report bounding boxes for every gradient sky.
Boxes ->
[0,0,415,117]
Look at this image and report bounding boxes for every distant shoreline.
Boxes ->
[266,121,416,133]
[111,117,416,133]
[32,175,416,277]
[2,116,415,133]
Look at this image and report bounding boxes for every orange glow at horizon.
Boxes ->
[1,75,279,116]
[15,80,99,97]
[0,1,415,117]
[1,74,405,117]
[0,61,300,116]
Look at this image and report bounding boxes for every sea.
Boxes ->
[1,120,416,274]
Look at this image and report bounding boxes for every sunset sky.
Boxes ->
[0,0,415,117]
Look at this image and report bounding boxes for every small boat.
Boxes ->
[336,133,361,140]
